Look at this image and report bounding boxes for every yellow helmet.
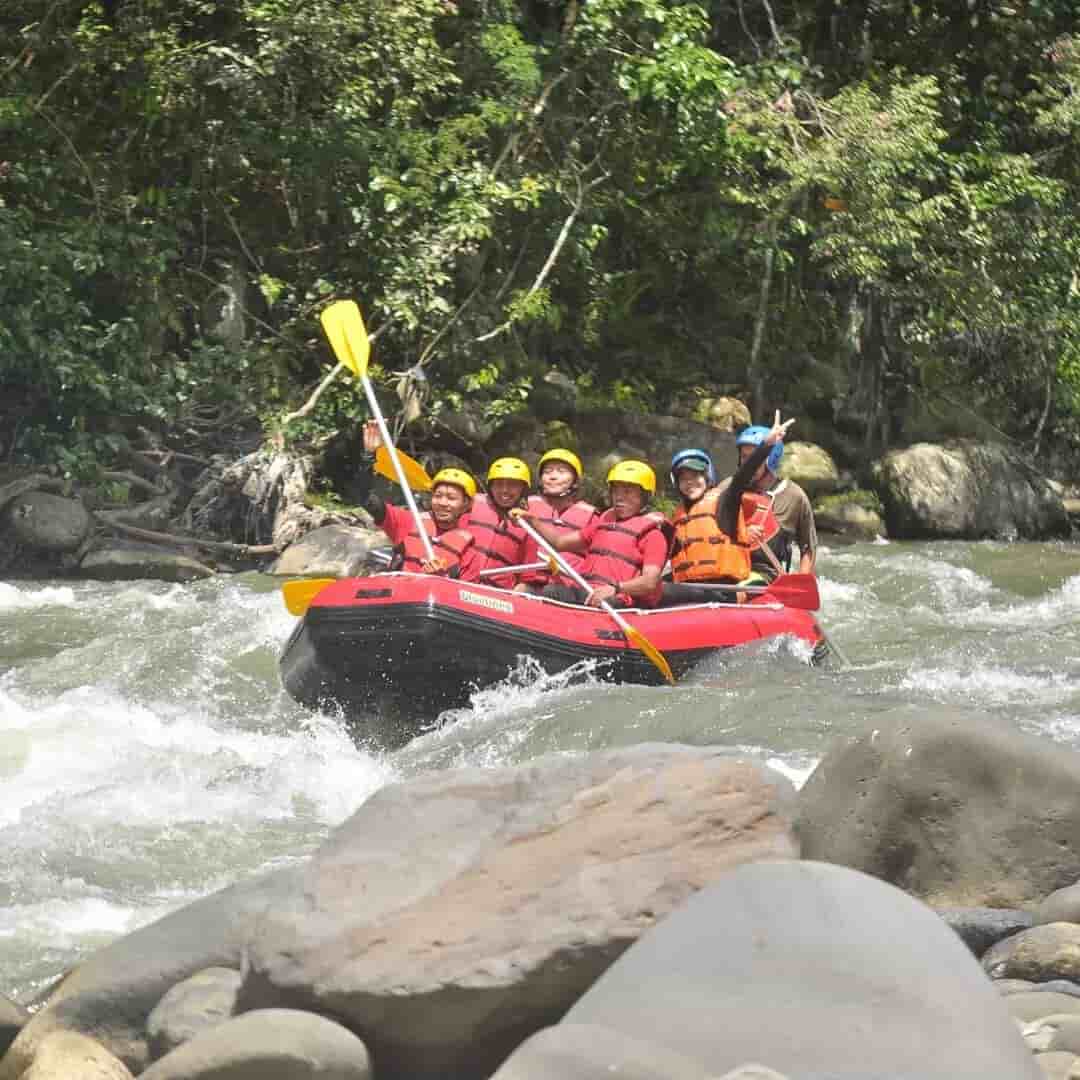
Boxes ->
[430,467,477,499]
[606,459,656,495]
[486,457,532,486]
[538,448,583,479]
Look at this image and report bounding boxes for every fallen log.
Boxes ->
[97,518,278,557]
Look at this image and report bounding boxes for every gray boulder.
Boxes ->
[3,491,91,553]
[940,907,1034,957]
[560,860,1039,1079]
[0,865,303,1078]
[872,441,1070,540]
[139,1009,371,1080]
[79,541,214,582]
[797,708,1080,907]
[146,967,241,1061]
[1035,883,1080,926]
[19,1030,133,1080]
[270,524,384,577]
[776,441,840,499]
[236,745,798,1080]
[984,924,1080,984]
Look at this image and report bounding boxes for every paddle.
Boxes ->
[513,515,675,685]
[319,300,436,563]
[283,578,336,617]
[687,574,819,610]
[375,445,431,492]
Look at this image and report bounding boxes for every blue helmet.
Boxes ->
[670,448,716,488]
[736,425,784,474]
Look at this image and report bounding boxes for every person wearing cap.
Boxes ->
[514,448,598,594]
[513,459,670,609]
[460,457,531,589]
[663,411,795,606]
[716,422,818,580]
[359,419,482,580]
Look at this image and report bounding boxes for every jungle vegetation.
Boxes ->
[2,0,1080,480]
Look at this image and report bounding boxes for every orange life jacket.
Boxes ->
[583,509,668,605]
[460,494,526,588]
[390,513,474,577]
[670,488,752,583]
[521,494,597,585]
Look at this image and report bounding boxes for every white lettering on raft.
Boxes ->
[459,589,514,615]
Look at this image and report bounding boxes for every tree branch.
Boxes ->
[97,518,279,557]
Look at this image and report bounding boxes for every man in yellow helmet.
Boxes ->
[459,457,531,588]
[514,459,670,608]
[515,448,598,594]
[360,420,482,579]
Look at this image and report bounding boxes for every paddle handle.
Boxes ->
[360,375,435,563]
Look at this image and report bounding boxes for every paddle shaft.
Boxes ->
[360,375,435,563]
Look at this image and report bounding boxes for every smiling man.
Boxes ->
[513,459,670,609]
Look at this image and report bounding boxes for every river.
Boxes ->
[1,538,1078,1002]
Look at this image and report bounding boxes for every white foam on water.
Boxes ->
[0,583,77,611]
[954,574,1080,631]
[0,683,393,830]
[898,663,1076,707]
[0,896,152,944]
[765,755,820,789]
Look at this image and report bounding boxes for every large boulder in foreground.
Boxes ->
[512,860,1038,1079]
[270,524,385,578]
[872,440,1070,539]
[0,866,303,1078]
[236,745,798,1079]
[2,491,91,553]
[797,709,1080,907]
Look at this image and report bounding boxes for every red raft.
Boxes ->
[280,572,829,738]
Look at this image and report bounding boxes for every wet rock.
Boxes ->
[0,864,303,1077]
[3,491,91,553]
[996,979,1038,995]
[271,524,384,577]
[797,708,1080,907]
[939,907,1033,957]
[236,745,798,1080]
[776,442,839,499]
[146,967,241,1061]
[0,992,29,1056]
[20,1030,133,1080]
[139,1009,371,1080]
[1051,1017,1080,1055]
[813,491,885,540]
[489,1023,716,1080]
[79,541,214,582]
[984,924,1080,984]
[1035,883,1080,926]
[560,860,1038,1079]
[872,441,1070,540]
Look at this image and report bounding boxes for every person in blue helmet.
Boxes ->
[661,411,795,606]
[713,422,818,582]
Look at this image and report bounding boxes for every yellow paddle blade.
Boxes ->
[546,555,559,575]
[320,300,370,379]
[621,621,676,685]
[375,445,432,491]
[282,578,336,617]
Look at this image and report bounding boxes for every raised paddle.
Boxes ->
[375,444,431,492]
[282,577,336,616]
[513,514,675,685]
[319,300,436,563]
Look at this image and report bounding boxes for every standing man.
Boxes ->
[717,423,818,580]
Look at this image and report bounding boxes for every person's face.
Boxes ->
[431,483,469,526]
[489,478,527,509]
[739,444,769,486]
[540,462,576,498]
[608,481,645,519]
[676,467,708,503]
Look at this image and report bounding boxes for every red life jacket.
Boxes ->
[583,508,668,605]
[460,494,526,588]
[671,488,752,583]
[390,513,474,577]
[741,483,791,574]
[521,494,598,585]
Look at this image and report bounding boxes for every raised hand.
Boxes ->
[765,409,796,445]
[362,419,383,453]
